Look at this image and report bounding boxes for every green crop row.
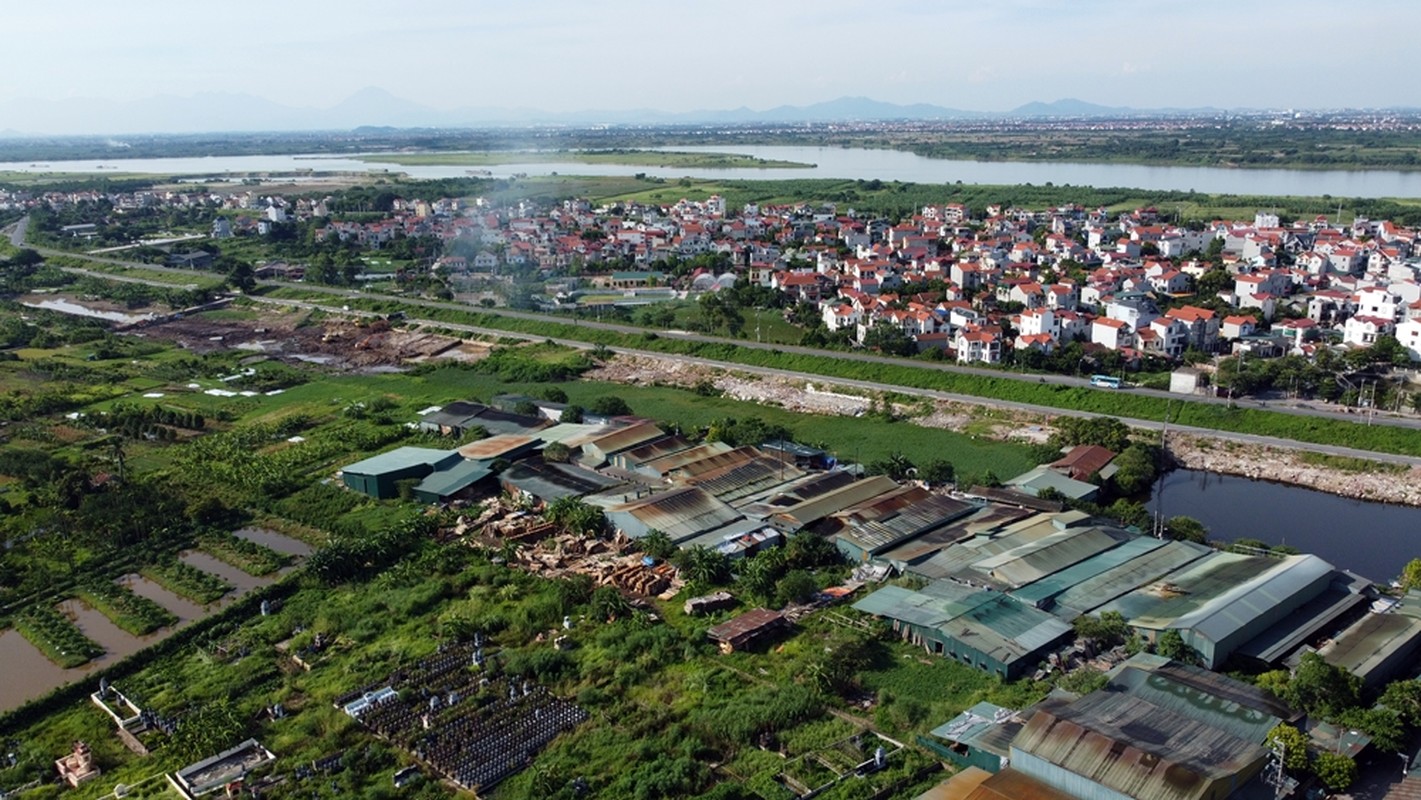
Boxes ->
[75,581,178,636]
[198,532,290,577]
[14,606,103,668]
[140,561,232,605]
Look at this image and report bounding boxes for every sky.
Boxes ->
[4,0,1420,133]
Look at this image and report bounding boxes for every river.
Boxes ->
[5,145,1421,198]
[1148,468,1421,583]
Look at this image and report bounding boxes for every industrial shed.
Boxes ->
[417,401,549,437]
[772,475,900,531]
[1010,536,1170,611]
[706,608,787,653]
[1101,553,1336,669]
[922,701,1024,773]
[853,581,1072,679]
[684,455,805,505]
[608,435,693,471]
[832,492,976,562]
[636,441,735,478]
[578,422,668,466]
[1317,592,1421,689]
[1009,655,1287,800]
[968,526,1133,589]
[341,447,464,500]
[409,460,494,504]
[1050,539,1212,618]
[499,460,623,505]
[602,487,744,543]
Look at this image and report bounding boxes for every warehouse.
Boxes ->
[600,486,744,543]
[853,581,1072,679]
[1316,592,1421,689]
[341,447,464,500]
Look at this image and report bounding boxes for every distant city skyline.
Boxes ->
[5,0,1420,135]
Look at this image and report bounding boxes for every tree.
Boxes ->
[1399,558,1421,591]
[866,451,915,481]
[1264,724,1310,772]
[1338,706,1405,753]
[862,325,917,357]
[542,442,571,463]
[737,548,786,601]
[1313,752,1357,792]
[545,497,606,537]
[638,529,677,561]
[1165,516,1208,544]
[917,459,955,485]
[676,545,730,586]
[559,404,585,423]
[1110,443,1160,495]
[590,585,631,621]
[589,396,632,416]
[1156,630,1202,665]
[1073,611,1130,649]
[513,400,540,417]
[1380,679,1421,726]
[541,387,568,403]
[1051,417,1131,452]
[1286,652,1360,719]
[775,570,819,607]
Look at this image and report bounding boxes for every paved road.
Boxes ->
[5,215,27,247]
[252,294,1421,468]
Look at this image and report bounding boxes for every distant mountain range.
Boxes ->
[0,88,1297,136]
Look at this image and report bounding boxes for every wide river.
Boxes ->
[1148,469,1421,583]
[5,144,1421,198]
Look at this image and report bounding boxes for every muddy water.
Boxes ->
[179,550,271,596]
[0,628,71,712]
[56,598,155,668]
[120,572,208,624]
[234,527,314,557]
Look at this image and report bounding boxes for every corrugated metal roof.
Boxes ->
[582,422,667,458]
[1012,691,1269,800]
[1004,466,1100,500]
[501,460,623,502]
[1107,663,1287,741]
[961,769,1079,800]
[1235,574,1371,663]
[667,446,760,479]
[536,422,621,448]
[455,434,539,461]
[615,435,694,467]
[1053,540,1212,618]
[1319,608,1421,678]
[1011,536,1167,609]
[1096,551,1271,627]
[685,456,804,503]
[1166,554,1333,643]
[607,486,742,542]
[774,475,900,529]
[853,580,1072,664]
[836,493,976,556]
[637,441,735,476]
[343,446,459,476]
[929,702,1023,757]
[972,527,1132,588]
[413,460,493,499]
[908,516,1065,582]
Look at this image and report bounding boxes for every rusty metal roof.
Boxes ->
[706,608,785,646]
[455,434,539,461]
[607,486,743,542]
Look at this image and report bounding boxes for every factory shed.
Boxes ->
[411,460,494,504]
[1003,466,1101,502]
[456,434,541,462]
[341,447,463,499]
[685,455,805,504]
[1046,445,1117,482]
[772,475,900,531]
[853,581,1072,679]
[664,446,760,481]
[1317,593,1421,689]
[922,701,1025,773]
[418,401,549,437]
[579,422,667,466]
[535,422,622,450]
[1010,536,1168,611]
[636,441,735,478]
[603,486,743,543]
[500,460,624,504]
[1050,539,1212,618]
[760,439,831,470]
[969,526,1133,589]
[609,435,694,471]
[832,492,976,561]
[1234,570,1372,666]
[908,513,1072,582]
[735,470,859,518]
[1010,692,1269,800]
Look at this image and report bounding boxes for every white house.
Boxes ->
[1343,315,1395,348]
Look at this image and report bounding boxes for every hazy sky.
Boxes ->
[6,0,1419,114]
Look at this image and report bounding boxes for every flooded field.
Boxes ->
[235,527,314,557]
[0,533,309,713]
[179,550,272,596]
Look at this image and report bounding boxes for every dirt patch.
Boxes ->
[138,310,486,369]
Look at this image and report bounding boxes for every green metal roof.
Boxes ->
[1095,551,1281,629]
[343,446,460,476]
[1004,466,1099,501]
[971,527,1131,588]
[413,460,494,499]
[1052,540,1212,618]
[1011,536,1167,609]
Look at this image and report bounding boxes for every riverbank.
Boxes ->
[354,149,815,169]
[588,352,1421,507]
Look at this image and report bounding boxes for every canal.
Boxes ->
[1148,469,1421,583]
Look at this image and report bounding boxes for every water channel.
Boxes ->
[1148,468,1421,583]
[5,145,1421,198]
[0,529,308,713]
